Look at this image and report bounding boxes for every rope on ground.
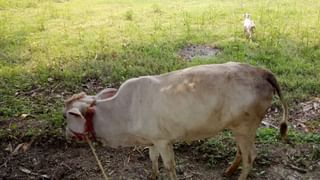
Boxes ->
[85,136,109,180]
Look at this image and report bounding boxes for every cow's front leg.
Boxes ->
[148,145,159,179]
[155,141,177,180]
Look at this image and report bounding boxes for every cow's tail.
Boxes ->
[265,72,288,139]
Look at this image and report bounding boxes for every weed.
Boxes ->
[256,128,279,144]
[194,131,235,166]
[124,10,134,21]
[152,4,162,14]
[311,145,320,160]
[288,130,320,144]
[257,128,320,144]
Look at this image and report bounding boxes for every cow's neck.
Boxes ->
[92,97,133,144]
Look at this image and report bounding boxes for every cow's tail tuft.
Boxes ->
[265,72,288,139]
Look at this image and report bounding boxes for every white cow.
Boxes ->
[64,62,288,180]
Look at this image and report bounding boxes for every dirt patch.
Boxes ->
[264,97,320,133]
[179,44,220,61]
[1,137,319,180]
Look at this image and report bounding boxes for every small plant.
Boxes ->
[152,4,162,14]
[124,10,133,21]
[257,128,320,144]
[25,127,39,136]
[288,130,320,144]
[256,128,278,144]
[311,145,320,160]
[194,131,235,166]
[183,11,192,38]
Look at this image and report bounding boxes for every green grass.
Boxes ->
[0,0,320,128]
[257,128,320,144]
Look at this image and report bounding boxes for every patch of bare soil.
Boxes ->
[1,137,319,180]
[264,97,320,133]
[179,44,220,61]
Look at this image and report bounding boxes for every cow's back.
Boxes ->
[138,62,275,141]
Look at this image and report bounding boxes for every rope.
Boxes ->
[85,135,109,180]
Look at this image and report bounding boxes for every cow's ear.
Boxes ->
[68,108,82,117]
[96,88,117,100]
[66,108,86,133]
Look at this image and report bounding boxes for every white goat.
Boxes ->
[244,13,255,39]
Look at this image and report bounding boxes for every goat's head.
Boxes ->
[244,13,251,19]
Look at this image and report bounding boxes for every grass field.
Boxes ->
[0,0,320,129]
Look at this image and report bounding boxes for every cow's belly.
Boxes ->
[154,98,262,142]
[101,134,153,148]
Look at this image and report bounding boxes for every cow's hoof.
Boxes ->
[148,173,158,180]
[224,167,237,177]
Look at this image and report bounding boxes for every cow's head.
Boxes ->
[63,88,117,141]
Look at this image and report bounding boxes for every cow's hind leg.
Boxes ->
[148,145,159,179]
[155,141,177,180]
[224,145,242,176]
[233,130,257,180]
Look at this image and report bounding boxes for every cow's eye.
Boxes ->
[68,112,81,117]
